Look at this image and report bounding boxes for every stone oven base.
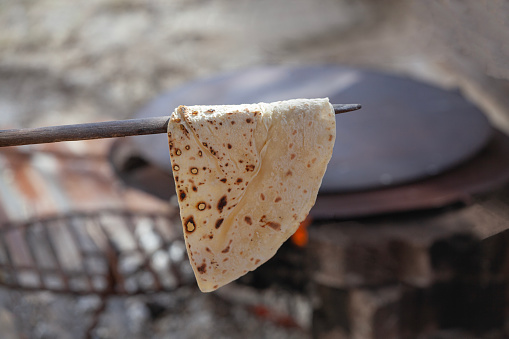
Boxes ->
[309,185,509,338]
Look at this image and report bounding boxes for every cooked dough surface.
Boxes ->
[168,98,335,292]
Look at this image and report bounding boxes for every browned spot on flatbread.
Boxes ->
[175,149,182,156]
[185,145,190,150]
[260,193,265,200]
[227,143,232,149]
[173,165,180,171]
[179,124,189,136]
[244,216,252,225]
[235,178,243,184]
[179,190,186,201]
[192,186,197,192]
[286,170,292,176]
[222,239,233,253]
[329,134,334,141]
[246,164,255,172]
[197,202,206,210]
[255,259,260,265]
[217,196,227,212]
[274,197,282,203]
[268,222,281,231]
[215,218,224,229]
[197,263,206,274]
[190,167,198,174]
[184,216,196,233]
[220,178,227,183]
[259,215,281,231]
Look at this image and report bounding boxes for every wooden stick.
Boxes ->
[0,104,361,147]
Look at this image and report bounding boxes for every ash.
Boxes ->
[0,284,310,339]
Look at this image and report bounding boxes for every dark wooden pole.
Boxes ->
[0,104,361,147]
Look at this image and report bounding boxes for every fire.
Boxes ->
[291,215,312,247]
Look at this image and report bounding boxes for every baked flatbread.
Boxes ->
[167,98,335,292]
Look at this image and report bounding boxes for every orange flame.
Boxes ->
[291,215,312,247]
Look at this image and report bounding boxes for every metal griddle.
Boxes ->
[131,65,492,193]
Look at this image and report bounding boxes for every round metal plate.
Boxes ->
[132,66,492,192]
[311,129,509,219]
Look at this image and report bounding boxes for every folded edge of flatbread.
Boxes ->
[167,98,335,292]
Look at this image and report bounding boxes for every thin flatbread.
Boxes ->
[167,98,335,292]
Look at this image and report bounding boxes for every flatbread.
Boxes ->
[167,98,335,292]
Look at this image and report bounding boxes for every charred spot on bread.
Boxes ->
[215,218,224,229]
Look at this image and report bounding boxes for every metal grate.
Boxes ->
[0,210,194,296]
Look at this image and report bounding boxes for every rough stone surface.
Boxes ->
[309,185,509,338]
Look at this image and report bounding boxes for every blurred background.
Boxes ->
[1,0,508,130]
[1,0,509,338]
